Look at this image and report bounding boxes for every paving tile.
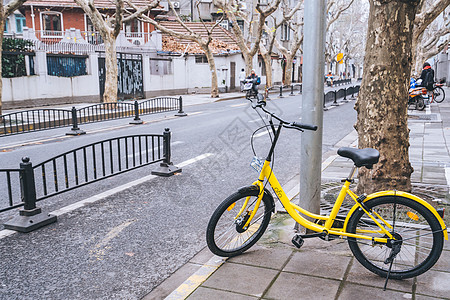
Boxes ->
[415,270,450,298]
[202,262,278,297]
[283,250,351,280]
[338,282,412,299]
[264,272,340,300]
[228,245,293,270]
[346,259,413,293]
[188,287,258,300]
[189,246,214,265]
[415,295,447,300]
[433,248,450,272]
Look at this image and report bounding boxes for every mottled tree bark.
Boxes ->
[355,0,420,194]
[202,44,219,97]
[103,36,118,103]
[260,46,273,89]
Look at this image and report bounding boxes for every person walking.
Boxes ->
[239,68,246,92]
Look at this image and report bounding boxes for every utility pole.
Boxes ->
[299,0,326,229]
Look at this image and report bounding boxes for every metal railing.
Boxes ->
[1,129,181,232]
[33,134,165,201]
[323,85,360,107]
[0,96,186,137]
[0,168,21,212]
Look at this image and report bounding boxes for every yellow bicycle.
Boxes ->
[206,98,447,280]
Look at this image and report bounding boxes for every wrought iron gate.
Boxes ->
[98,52,144,101]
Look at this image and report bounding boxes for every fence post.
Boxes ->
[332,91,338,106]
[151,128,182,177]
[175,96,187,117]
[130,101,144,124]
[279,86,284,98]
[66,107,86,136]
[290,85,295,96]
[3,157,57,232]
[298,83,302,94]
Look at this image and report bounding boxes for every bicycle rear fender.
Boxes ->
[238,185,275,213]
[343,190,448,240]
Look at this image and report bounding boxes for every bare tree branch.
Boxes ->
[5,0,27,17]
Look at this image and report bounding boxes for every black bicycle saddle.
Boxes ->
[337,147,380,168]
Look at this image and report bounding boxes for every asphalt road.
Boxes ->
[0,94,356,299]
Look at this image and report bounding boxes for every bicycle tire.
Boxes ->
[347,196,444,279]
[433,86,445,103]
[206,188,273,257]
[416,96,425,111]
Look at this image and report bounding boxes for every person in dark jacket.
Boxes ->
[418,62,435,91]
[247,69,260,94]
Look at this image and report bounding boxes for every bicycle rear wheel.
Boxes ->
[347,196,444,279]
[206,188,273,257]
[433,86,445,103]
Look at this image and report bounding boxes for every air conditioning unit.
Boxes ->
[172,1,180,8]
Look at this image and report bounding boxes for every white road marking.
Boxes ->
[445,167,450,187]
[0,153,215,239]
[230,103,247,108]
[248,118,262,123]
[90,220,135,260]
[254,131,269,138]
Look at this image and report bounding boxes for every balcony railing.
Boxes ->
[29,30,151,46]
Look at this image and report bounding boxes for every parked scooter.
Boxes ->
[408,78,426,111]
[243,78,263,101]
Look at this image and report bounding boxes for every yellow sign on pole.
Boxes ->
[336,53,344,64]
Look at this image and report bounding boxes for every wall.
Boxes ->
[2,51,100,109]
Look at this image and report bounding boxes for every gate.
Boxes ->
[98,52,144,101]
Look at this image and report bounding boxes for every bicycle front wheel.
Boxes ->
[416,96,425,111]
[347,196,444,279]
[206,189,273,257]
[433,86,445,103]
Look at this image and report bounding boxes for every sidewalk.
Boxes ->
[147,91,450,300]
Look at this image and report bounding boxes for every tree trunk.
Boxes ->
[103,36,118,103]
[411,32,424,76]
[284,55,294,86]
[243,53,253,76]
[261,52,273,88]
[202,45,219,98]
[355,0,418,194]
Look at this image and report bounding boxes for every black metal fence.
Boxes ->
[0,96,186,136]
[1,130,181,232]
[323,85,360,107]
[47,54,88,77]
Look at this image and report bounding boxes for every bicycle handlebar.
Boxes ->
[254,101,318,132]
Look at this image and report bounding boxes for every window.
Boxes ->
[281,23,290,41]
[4,18,8,33]
[150,59,173,75]
[41,12,63,36]
[125,19,141,35]
[15,14,26,33]
[195,56,208,64]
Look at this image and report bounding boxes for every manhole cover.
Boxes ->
[408,113,440,122]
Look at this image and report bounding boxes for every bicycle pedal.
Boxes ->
[292,235,304,248]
